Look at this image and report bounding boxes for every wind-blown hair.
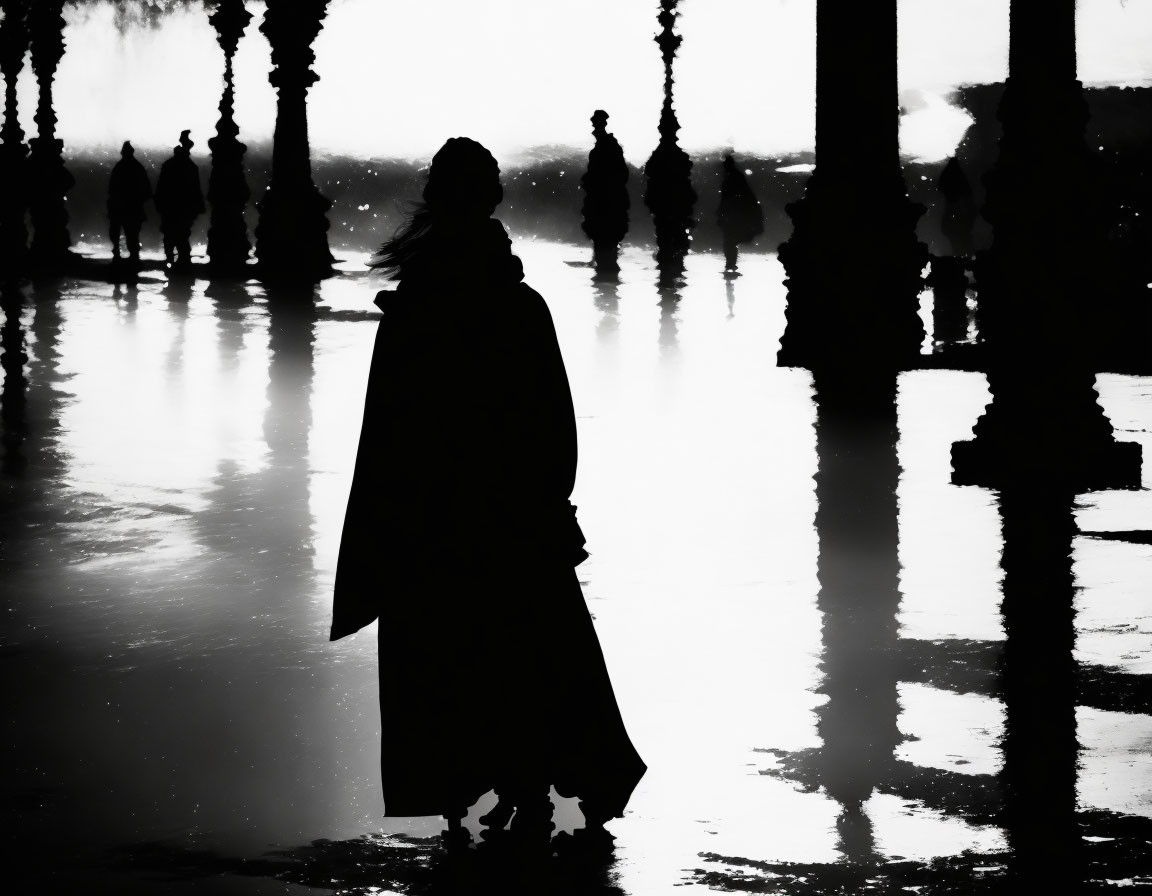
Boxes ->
[369,201,435,281]
[371,137,504,281]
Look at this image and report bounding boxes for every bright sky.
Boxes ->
[16,0,1152,164]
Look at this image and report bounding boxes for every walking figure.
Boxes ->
[155,131,206,271]
[717,154,764,276]
[107,141,152,268]
[580,110,630,274]
[333,137,646,849]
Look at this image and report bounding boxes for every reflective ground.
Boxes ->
[2,241,1151,893]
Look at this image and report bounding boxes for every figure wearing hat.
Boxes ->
[107,141,153,267]
[580,110,630,273]
[155,130,206,271]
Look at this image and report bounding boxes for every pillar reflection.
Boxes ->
[1,281,28,474]
[809,373,903,862]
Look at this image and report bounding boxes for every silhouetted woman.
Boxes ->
[331,138,645,846]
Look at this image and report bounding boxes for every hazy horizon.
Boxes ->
[8,0,1150,166]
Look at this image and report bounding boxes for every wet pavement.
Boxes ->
[1,241,1151,893]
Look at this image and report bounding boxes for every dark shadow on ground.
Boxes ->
[99,832,627,895]
[692,810,1152,894]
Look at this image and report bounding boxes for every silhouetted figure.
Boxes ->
[155,130,206,271]
[107,141,152,268]
[936,156,975,258]
[716,154,764,275]
[332,137,645,848]
[643,0,696,282]
[581,110,630,274]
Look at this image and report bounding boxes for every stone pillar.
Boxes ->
[27,0,73,269]
[642,0,696,283]
[955,10,1137,875]
[0,0,30,278]
[953,0,1141,491]
[207,0,253,277]
[776,1,926,371]
[254,0,333,285]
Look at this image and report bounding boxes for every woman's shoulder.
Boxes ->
[508,281,553,322]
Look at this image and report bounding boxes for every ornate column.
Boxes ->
[0,0,30,278]
[642,0,696,283]
[207,0,253,277]
[953,0,1140,491]
[776,1,926,372]
[254,0,333,285]
[27,0,73,268]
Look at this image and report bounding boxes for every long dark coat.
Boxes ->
[154,149,205,233]
[717,160,765,248]
[332,219,645,818]
[107,155,153,224]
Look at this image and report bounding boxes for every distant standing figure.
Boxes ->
[107,141,152,266]
[937,156,976,258]
[581,110,630,273]
[154,131,206,271]
[717,154,764,275]
[333,137,646,847]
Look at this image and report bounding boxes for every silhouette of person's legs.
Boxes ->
[442,803,471,849]
[125,221,142,264]
[109,220,123,260]
[169,220,194,269]
[505,781,554,842]
[723,238,738,274]
[479,789,516,833]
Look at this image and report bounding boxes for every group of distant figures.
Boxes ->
[581,110,764,278]
[108,131,205,272]
[108,113,764,281]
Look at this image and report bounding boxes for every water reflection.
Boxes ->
[997,485,1080,888]
[761,375,904,867]
[657,280,681,352]
[0,280,28,473]
[809,374,902,863]
[1,247,1150,893]
[592,270,620,344]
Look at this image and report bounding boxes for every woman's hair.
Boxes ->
[371,137,503,279]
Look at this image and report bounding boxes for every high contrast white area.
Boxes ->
[17,0,1152,164]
